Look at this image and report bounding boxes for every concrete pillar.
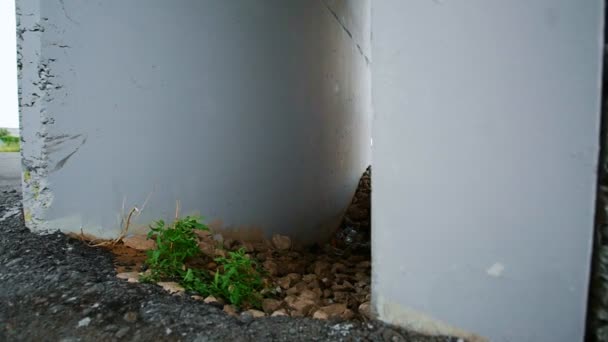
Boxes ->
[371,1,604,341]
[17,0,371,242]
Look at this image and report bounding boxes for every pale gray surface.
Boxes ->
[371,1,603,341]
[0,152,20,188]
[17,0,371,240]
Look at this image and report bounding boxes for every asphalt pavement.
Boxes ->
[0,152,20,189]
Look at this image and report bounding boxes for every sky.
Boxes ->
[0,0,18,128]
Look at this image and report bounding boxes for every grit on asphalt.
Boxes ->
[0,166,456,341]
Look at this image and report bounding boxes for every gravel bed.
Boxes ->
[0,184,455,342]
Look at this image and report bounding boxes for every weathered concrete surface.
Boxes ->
[17,0,371,241]
[371,1,604,341]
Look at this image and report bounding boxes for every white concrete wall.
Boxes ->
[18,0,371,242]
[0,0,18,128]
[371,1,604,341]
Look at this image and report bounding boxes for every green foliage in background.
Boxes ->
[0,133,20,152]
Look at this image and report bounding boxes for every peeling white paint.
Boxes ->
[486,263,505,277]
[374,295,488,342]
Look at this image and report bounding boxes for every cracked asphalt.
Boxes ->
[0,153,455,341]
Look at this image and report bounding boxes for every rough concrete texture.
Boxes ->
[16,0,371,242]
[371,1,604,341]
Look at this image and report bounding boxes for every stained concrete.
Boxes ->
[17,0,371,241]
[371,1,604,341]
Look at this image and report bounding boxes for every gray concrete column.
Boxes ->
[371,1,604,341]
[17,0,371,242]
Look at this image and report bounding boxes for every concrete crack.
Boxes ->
[58,0,80,25]
[320,0,370,65]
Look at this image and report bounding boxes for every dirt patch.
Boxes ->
[106,233,372,321]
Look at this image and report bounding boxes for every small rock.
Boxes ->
[123,311,138,323]
[191,295,204,301]
[215,249,228,258]
[332,281,354,292]
[284,260,307,274]
[116,272,140,283]
[286,273,302,283]
[342,309,355,320]
[358,302,373,320]
[313,261,331,277]
[312,309,329,320]
[271,309,288,317]
[355,281,367,288]
[333,291,349,302]
[5,258,22,268]
[318,303,350,320]
[122,235,156,251]
[283,295,297,306]
[323,289,333,298]
[302,274,317,283]
[287,297,316,317]
[286,281,308,295]
[331,263,346,274]
[262,298,282,314]
[276,276,292,290]
[355,272,370,282]
[115,327,130,338]
[157,282,185,294]
[223,304,238,317]
[271,234,292,250]
[278,273,303,289]
[203,296,224,308]
[299,289,320,301]
[223,238,235,250]
[244,309,266,318]
[198,241,216,257]
[77,317,91,328]
[103,324,118,332]
[263,260,278,276]
[194,229,212,239]
[307,278,322,290]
